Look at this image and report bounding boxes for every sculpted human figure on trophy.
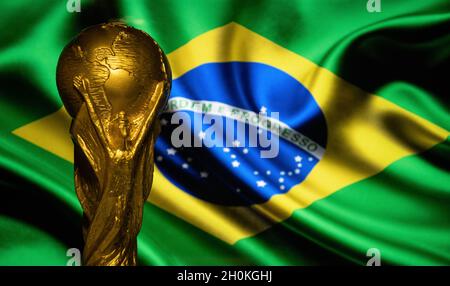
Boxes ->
[56,22,171,266]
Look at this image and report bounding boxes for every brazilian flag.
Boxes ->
[1,0,449,266]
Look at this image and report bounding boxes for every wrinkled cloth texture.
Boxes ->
[0,0,449,265]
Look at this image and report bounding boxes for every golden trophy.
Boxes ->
[56,22,171,266]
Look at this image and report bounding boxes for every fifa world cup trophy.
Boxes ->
[56,22,171,266]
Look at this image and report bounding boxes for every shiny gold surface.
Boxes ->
[56,22,171,266]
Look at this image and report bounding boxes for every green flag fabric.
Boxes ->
[0,0,449,266]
